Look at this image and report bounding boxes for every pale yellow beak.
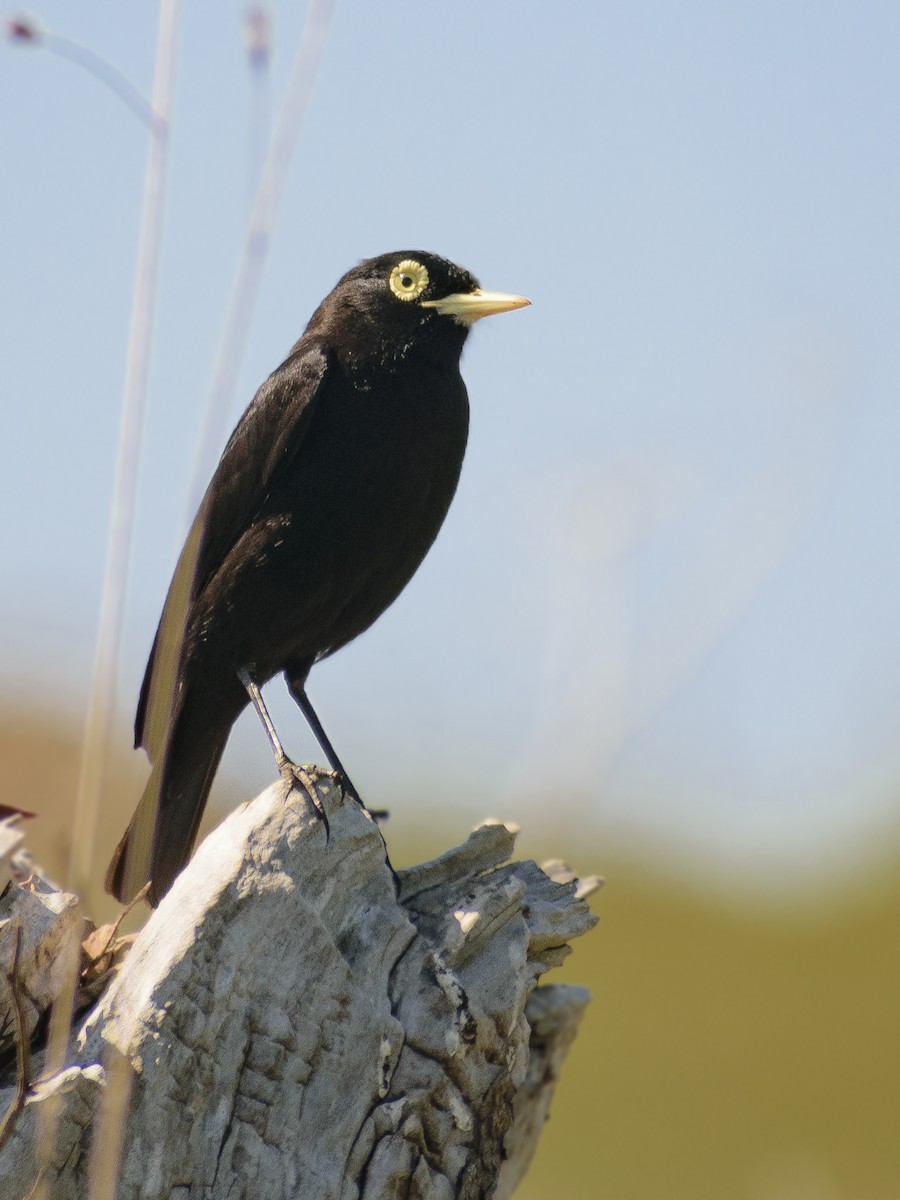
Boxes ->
[421,287,531,325]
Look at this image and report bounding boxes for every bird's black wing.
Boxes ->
[135,338,333,753]
[192,338,333,595]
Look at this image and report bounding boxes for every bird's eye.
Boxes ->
[389,259,429,301]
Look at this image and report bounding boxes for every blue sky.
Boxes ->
[3,3,900,885]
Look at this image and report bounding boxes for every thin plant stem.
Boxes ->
[244,4,272,212]
[55,2,181,1184]
[4,16,159,128]
[43,31,159,129]
[185,0,338,519]
[87,1047,135,1200]
[68,0,181,901]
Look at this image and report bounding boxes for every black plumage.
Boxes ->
[106,251,529,905]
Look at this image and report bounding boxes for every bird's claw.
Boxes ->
[278,760,331,843]
[275,760,396,886]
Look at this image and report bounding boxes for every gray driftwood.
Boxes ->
[0,777,599,1198]
[0,820,84,1060]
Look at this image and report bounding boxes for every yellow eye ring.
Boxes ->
[389,259,429,301]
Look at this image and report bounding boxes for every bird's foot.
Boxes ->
[278,759,331,843]
[276,759,397,889]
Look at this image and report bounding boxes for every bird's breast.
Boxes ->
[254,360,470,660]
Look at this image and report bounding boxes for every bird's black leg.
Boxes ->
[283,663,398,889]
[283,664,365,804]
[238,666,330,840]
[238,666,290,769]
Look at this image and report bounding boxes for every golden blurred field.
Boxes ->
[3,711,898,1198]
[521,853,900,1199]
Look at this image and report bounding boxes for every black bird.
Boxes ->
[106,251,529,905]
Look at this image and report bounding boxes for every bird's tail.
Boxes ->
[105,721,229,907]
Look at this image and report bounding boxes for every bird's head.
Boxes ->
[309,251,530,374]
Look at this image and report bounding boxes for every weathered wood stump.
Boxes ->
[0,778,599,1198]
